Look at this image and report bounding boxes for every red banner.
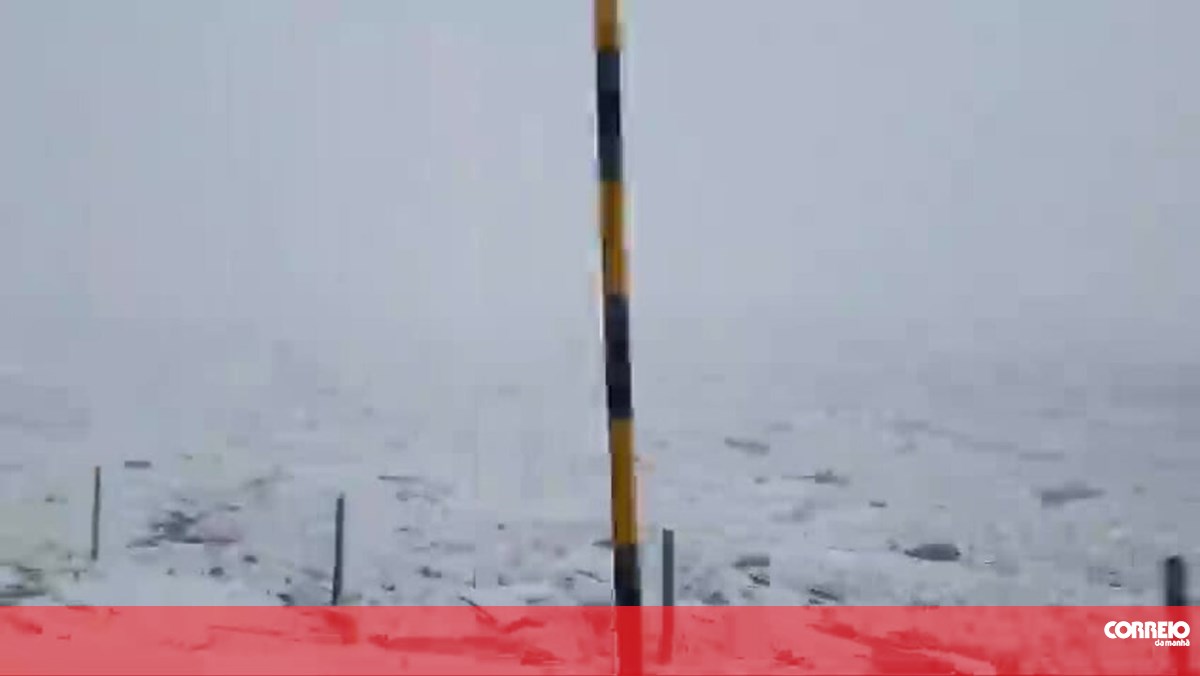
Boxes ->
[0,606,1194,674]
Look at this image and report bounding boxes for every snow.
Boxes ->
[1,322,1196,607]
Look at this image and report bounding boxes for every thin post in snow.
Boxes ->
[90,466,101,562]
[658,528,675,664]
[332,493,345,606]
[1165,556,1189,676]
[662,528,675,607]
[1164,555,1186,606]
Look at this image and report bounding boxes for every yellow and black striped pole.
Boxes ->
[594,0,641,608]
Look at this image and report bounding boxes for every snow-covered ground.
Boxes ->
[1,318,1196,607]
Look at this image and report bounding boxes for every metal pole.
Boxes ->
[658,528,675,664]
[1165,555,1186,606]
[1164,556,1188,676]
[332,493,345,605]
[595,2,643,671]
[661,528,674,606]
[90,466,101,562]
[594,0,642,611]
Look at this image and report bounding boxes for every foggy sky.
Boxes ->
[2,1,1198,367]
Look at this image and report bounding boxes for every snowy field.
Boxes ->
[1,319,1196,607]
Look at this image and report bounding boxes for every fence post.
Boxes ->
[1164,556,1189,676]
[1165,555,1186,606]
[332,493,345,606]
[658,528,675,664]
[662,528,675,607]
[90,466,102,562]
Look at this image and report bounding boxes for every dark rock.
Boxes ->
[807,585,842,604]
[733,553,771,587]
[869,500,888,508]
[702,590,730,606]
[123,460,152,470]
[1038,482,1105,508]
[0,585,46,603]
[208,566,225,578]
[592,538,613,550]
[733,553,770,570]
[142,510,210,546]
[0,567,47,604]
[1086,565,1123,590]
[382,583,395,592]
[242,554,258,564]
[378,474,420,484]
[417,565,442,579]
[903,543,962,562]
[725,437,770,456]
[395,489,434,503]
[390,479,451,504]
[276,592,295,606]
[803,469,850,487]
